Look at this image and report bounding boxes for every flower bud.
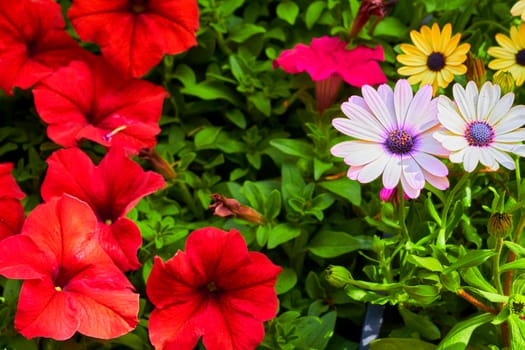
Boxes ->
[509,294,525,317]
[465,53,486,88]
[325,265,352,288]
[487,212,513,238]
[493,71,515,95]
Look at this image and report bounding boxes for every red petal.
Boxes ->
[147,255,202,308]
[0,235,50,279]
[15,278,79,340]
[0,198,25,239]
[68,0,199,77]
[95,218,142,271]
[185,228,252,285]
[0,163,25,199]
[148,299,206,350]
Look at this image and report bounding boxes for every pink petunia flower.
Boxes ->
[0,163,25,239]
[331,79,450,199]
[32,57,168,153]
[0,0,87,94]
[146,227,282,350]
[68,0,200,78]
[274,36,387,112]
[0,195,139,340]
[41,147,165,271]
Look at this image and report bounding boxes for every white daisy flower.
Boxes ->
[331,79,450,199]
[434,81,525,172]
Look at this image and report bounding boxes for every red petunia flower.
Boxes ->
[68,0,200,78]
[273,36,387,112]
[146,227,282,350]
[41,147,165,271]
[0,0,87,94]
[0,195,139,340]
[32,57,168,153]
[0,163,25,239]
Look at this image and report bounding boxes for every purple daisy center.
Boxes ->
[385,129,415,155]
[465,121,494,147]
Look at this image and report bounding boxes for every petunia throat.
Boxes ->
[129,0,149,13]
[385,129,415,155]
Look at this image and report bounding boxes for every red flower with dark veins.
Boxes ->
[0,0,87,94]
[41,147,165,271]
[68,0,199,77]
[33,58,168,153]
[146,227,282,350]
[0,195,139,340]
[0,163,25,239]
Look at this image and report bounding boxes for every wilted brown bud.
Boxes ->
[487,212,513,238]
[493,70,515,95]
[465,53,486,88]
[349,0,396,38]
[209,193,265,224]
[325,265,352,288]
[138,148,177,180]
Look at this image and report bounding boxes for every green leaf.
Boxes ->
[181,81,240,104]
[295,312,337,350]
[372,17,408,38]
[319,178,361,206]
[461,267,498,293]
[305,1,326,29]
[265,189,282,220]
[443,250,496,274]
[464,287,508,303]
[436,313,494,350]
[404,284,440,305]
[248,91,272,116]
[270,138,313,158]
[509,314,525,349]
[399,306,441,340]
[276,267,297,295]
[441,271,461,293]
[228,23,266,43]
[500,258,525,273]
[371,338,436,350]
[276,1,299,25]
[194,126,222,149]
[267,223,302,249]
[308,231,373,258]
[409,255,444,272]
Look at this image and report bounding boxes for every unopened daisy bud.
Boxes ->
[487,212,513,238]
[325,265,352,288]
[493,71,515,94]
[509,294,525,317]
[465,53,486,88]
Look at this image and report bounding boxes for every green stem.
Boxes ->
[493,237,504,295]
[398,185,410,242]
[516,157,521,201]
[437,173,470,249]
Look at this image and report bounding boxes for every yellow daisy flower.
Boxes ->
[511,0,525,21]
[397,23,470,94]
[487,24,525,86]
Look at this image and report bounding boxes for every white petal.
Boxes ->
[438,96,467,134]
[511,144,525,157]
[453,82,477,122]
[487,93,514,126]
[432,132,468,152]
[401,158,425,190]
[463,147,481,172]
[331,141,384,166]
[477,82,500,120]
[382,156,402,189]
[412,152,448,177]
[394,80,413,128]
[407,85,436,132]
[495,129,525,142]
[400,173,421,199]
[478,148,499,170]
[493,106,525,134]
[347,165,363,180]
[332,117,384,142]
[356,153,389,183]
[421,168,450,190]
[487,147,516,170]
[377,84,394,117]
[361,85,396,130]
[449,148,466,164]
